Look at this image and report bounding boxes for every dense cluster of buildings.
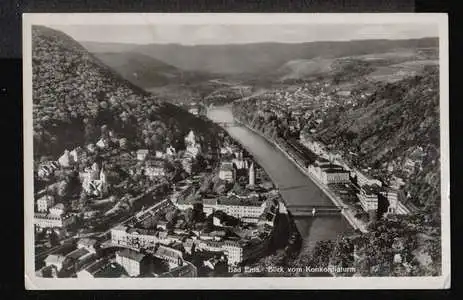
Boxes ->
[37,234,197,278]
[34,117,281,278]
[108,163,278,268]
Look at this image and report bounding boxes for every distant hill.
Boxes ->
[127,38,438,75]
[32,25,223,159]
[271,47,439,83]
[93,52,181,88]
[81,41,137,53]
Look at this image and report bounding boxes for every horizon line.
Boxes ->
[76,36,439,47]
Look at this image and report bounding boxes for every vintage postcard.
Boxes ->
[23,13,450,289]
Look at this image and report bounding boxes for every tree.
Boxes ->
[165,209,179,223]
[48,231,60,247]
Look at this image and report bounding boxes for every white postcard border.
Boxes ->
[23,13,450,290]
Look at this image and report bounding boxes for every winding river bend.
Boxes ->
[207,105,353,249]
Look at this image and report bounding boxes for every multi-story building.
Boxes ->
[110,225,158,250]
[308,159,350,185]
[76,259,110,279]
[198,196,266,222]
[49,203,65,216]
[34,212,76,230]
[152,244,184,268]
[159,261,197,277]
[248,162,255,186]
[37,195,55,212]
[144,160,166,180]
[136,149,150,161]
[37,161,60,178]
[357,185,379,212]
[320,168,350,184]
[218,161,235,183]
[181,157,193,174]
[44,254,67,272]
[354,170,383,188]
[380,188,410,215]
[58,149,73,168]
[116,249,151,277]
[63,247,96,273]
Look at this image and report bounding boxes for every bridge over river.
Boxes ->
[207,105,353,246]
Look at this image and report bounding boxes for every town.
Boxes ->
[232,83,416,231]
[34,124,284,278]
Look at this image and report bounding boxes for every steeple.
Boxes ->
[249,162,255,186]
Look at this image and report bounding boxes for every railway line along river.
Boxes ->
[207,105,354,252]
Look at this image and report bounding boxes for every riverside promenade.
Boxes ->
[235,118,368,233]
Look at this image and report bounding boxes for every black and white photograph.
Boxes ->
[23,13,450,289]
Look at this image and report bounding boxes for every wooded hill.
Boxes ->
[32,25,223,160]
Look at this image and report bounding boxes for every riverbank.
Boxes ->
[235,118,368,233]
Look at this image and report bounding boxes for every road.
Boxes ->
[207,105,354,247]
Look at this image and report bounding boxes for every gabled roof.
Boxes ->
[45,254,66,265]
[117,248,146,262]
[65,247,91,261]
[78,238,98,248]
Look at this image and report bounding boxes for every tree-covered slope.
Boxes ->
[312,65,440,213]
[32,25,222,160]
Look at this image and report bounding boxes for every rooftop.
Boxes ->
[52,203,65,210]
[117,248,146,262]
[65,247,91,261]
[154,245,183,261]
[78,238,98,248]
[323,168,350,174]
[82,259,109,275]
[45,254,66,265]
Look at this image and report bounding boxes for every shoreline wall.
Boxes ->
[234,117,367,233]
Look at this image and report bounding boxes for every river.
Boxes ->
[207,105,353,250]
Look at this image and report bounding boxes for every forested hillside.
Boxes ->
[93,52,181,88]
[32,25,222,161]
[312,65,440,215]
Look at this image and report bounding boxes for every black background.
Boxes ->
[0,0,458,299]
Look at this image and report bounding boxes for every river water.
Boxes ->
[207,105,353,249]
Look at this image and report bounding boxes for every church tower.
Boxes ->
[249,162,255,186]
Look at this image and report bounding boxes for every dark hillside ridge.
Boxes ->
[93,52,181,88]
[32,25,222,160]
[95,37,439,74]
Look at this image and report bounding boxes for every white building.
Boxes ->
[49,203,65,216]
[137,149,150,161]
[37,161,60,178]
[44,254,67,271]
[357,186,379,212]
[58,150,72,168]
[354,170,383,187]
[144,160,167,180]
[218,161,235,183]
[77,238,99,253]
[37,195,55,212]
[111,226,159,250]
[166,145,176,157]
[116,249,150,277]
[381,188,410,215]
[96,138,109,150]
[82,166,108,197]
[248,162,255,186]
[34,212,76,230]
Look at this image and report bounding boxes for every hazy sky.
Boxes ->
[51,24,438,45]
